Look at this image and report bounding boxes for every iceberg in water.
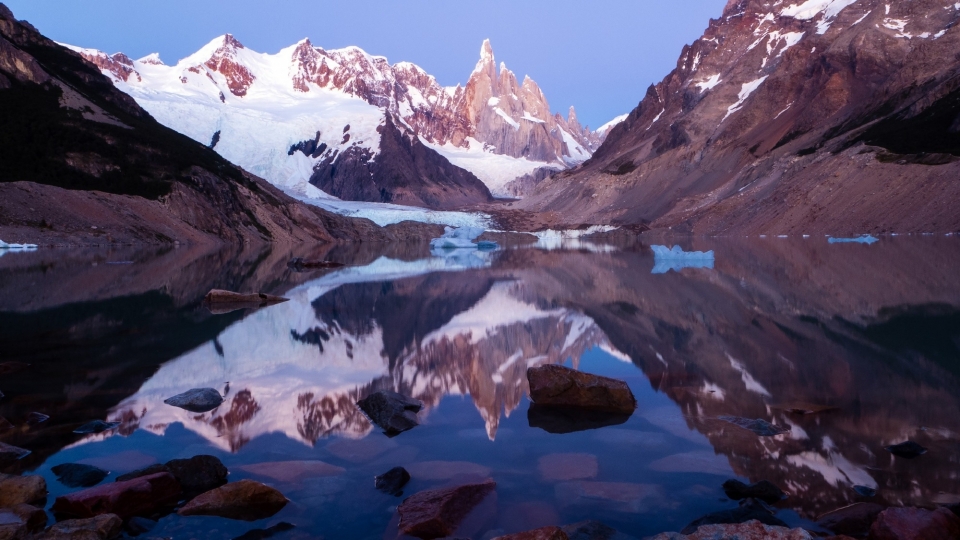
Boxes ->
[0,239,38,257]
[651,245,714,274]
[430,227,498,251]
[828,235,879,245]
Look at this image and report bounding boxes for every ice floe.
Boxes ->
[0,239,38,257]
[828,235,879,244]
[651,245,715,274]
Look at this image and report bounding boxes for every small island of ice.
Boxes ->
[651,245,715,274]
[828,235,879,245]
[430,227,498,251]
[0,239,38,257]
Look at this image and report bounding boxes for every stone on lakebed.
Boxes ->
[177,480,288,521]
[397,480,496,539]
[51,472,180,520]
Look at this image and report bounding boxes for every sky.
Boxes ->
[5,0,727,128]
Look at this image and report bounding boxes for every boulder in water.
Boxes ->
[73,421,121,435]
[177,480,288,521]
[722,479,785,504]
[681,498,787,534]
[51,472,180,520]
[397,480,496,538]
[884,441,927,459]
[0,474,46,507]
[374,467,410,496]
[356,391,422,436]
[163,388,224,413]
[51,464,109,488]
[527,365,636,414]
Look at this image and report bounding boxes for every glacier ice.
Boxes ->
[828,235,879,245]
[430,227,498,251]
[0,239,38,257]
[651,245,715,274]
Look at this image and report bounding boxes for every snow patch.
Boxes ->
[723,76,768,122]
[696,73,722,92]
[597,114,628,134]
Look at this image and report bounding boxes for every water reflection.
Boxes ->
[2,236,959,537]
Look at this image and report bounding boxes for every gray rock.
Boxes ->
[357,391,422,436]
[165,455,228,497]
[163,388,224,413]
[375,466,410,496]
[73,421,121,435]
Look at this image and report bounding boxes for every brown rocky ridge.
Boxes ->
[520,0,960,234]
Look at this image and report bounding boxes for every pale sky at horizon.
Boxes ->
[5,0,727,127]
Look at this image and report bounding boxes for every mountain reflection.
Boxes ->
[30,236,959,520]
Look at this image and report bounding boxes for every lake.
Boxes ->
[1,235,959,539]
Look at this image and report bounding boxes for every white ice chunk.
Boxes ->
[0,239,38,250]
[651,245,715,274]
[828,235,879,244]
[429,226,498,251]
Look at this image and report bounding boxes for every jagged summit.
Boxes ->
[71,35,618,202]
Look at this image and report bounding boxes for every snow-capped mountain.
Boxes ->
[520,0,960,234]
[69,37,616,206]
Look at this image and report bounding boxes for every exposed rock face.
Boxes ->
[310,114,494,209]
[0,6,398,246]
[527,365,636,413]
[51,472,181,520]
[177,480,288,521]
[0,475,46,507]
[522,0,960,234]
[397,480,496,539]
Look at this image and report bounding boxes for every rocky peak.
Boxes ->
[202,34,254,97]
[137,52,163,66]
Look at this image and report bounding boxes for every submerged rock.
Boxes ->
[561,520,638,540]
[26,412,49,426]
[722,479,785,504]
[114,464,170,483]
[163,388,224,413]
[0,504,46,538]
[374,466,410,496]
[232,522,295,540]
[239,460,344,483]
[537,453,598,482]
[123,516,156,537]
[492,526,568,540]
[37,514,122,540]
[0,474,47,507]
[527,404,632,434]
[527,365,636,414]
[718,416,789,436]
[177,480,288,521]
[397,480,496,538]
[165,455,228,497]
[681,498,787,534]
[884,441,927,459]
[816,503,885,537]
[51,472,180,520]
[51,464,109,488]
[356,390,422,436]
[869,507,960,540]
[203,289,289,314]
[287,257,344,271]
[649,520,813,539]
[0,417,12,433]
[0,442,30,465]
[73,421,121,435]
[853,485,877,497]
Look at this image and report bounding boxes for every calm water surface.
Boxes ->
[1,237,959,539]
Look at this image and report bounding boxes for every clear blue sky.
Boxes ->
[5,0,726,128]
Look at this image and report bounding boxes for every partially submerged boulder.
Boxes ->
[51,472,180,520]
[0,474,46,508]
[681,498,787,534]
[356,390,422,436]
[718,416,789,436]
[287,258,345,271]
[884,441,927,459]
[51,464,109,488]
[0,504,46,539]
[561,520,638,540]
[36,514,122,540]
[72,421,121,435]
[869,507,960,540]
[648,520,812,539]
[165,455,228,497]
[722,479,785,504]
[177,480,287,521]
[0,443,30,466]
[816,502,885,537]
[526,365,636,414]
[397,480,496,538]
[163,388,224,413]
[375,466,410,496]
[203,289,288,314]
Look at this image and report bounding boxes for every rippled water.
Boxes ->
[1,236,959,539]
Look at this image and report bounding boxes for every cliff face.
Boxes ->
[522,0,960,234]
[0,4,388,245]
[70,36,609,203]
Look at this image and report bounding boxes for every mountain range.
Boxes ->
[69,36,610,209]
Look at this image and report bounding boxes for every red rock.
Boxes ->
[816,503,885,537]
[398,480,496,539]
[50,472,180,520]
[492,526,568,540]
[527,365,636,413]
[537,453,598,481]
[37,514,122,540]
[177,480,287,521]
[646,520,814,539]
[869,507,960,540]
[238,460,345,483]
